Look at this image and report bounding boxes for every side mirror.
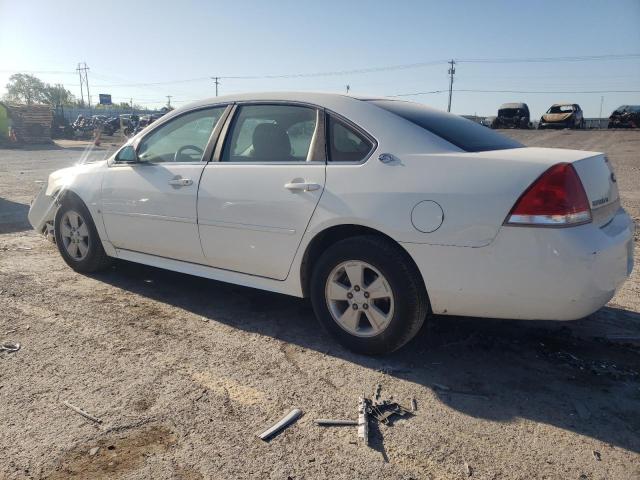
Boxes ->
[115,145,138,163]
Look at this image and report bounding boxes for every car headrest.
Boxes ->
[252,123,291,160]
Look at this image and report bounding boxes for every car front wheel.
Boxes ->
[54,197,112,273]
[310,235,428,355]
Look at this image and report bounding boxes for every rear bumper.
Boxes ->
[402,208,634,320]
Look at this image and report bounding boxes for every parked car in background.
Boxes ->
[480,116,496,128]
[491,102,531,129]
[539,103,585,129]
[608,105,640,129]
[28,93,634,354]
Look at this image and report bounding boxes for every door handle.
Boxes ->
[284,181,321,192]
[168,178,193,187]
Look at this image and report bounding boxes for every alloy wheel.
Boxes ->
[60,210,90,261]
[325,260,395,337]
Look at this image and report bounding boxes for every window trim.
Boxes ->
[325,110,378,165]
[110,104,232,167]
[212,101,325,165]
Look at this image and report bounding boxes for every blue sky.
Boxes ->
[1,0,639,118]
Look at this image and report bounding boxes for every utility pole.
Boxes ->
[76,62,91,108]
[346,84,350,95]
[166,95,172,108]
[599,96,604,127]
[447,59,456,113]
[211,77,220,97]
[76,63,85,107]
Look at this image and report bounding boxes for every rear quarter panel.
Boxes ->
[311,146,597,248]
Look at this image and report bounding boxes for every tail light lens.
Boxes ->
[505,163,591,227]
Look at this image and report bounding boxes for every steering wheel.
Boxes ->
[174,145,204,162]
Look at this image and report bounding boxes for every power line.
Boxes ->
[388,90,447,97]
[393,88,640,97]
[92,53,640,86]
[0,69,76,75]
[458,53,640,64]
[4,53,637,90]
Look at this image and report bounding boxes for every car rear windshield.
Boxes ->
[367,100,523,152]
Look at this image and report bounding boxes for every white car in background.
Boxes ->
[29,92,634,354]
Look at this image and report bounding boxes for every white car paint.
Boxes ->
[28,92,634,321]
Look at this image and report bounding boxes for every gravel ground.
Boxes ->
[0,131,639,480]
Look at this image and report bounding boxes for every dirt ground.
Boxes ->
[1,130,639,480]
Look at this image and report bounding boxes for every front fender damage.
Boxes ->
[28,183,61,242]
[28,167,85,242]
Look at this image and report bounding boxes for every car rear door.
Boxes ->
[101,106,229,263]
[197,103,326,280]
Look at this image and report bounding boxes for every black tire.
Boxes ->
[54,196,112,273]
[310,235,428,355]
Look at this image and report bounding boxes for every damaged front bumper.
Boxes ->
[28,182,58,242]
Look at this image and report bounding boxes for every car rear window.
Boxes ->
[366,99,523,152]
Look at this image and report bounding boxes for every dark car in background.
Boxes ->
[539,103,585,129]
[608,105,640,129]
[491,102,531,129]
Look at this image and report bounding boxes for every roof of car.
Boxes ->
[183,91,358,108]
[499,102,528,109]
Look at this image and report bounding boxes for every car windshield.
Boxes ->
[367,99,523,152]
[498,108,526,117]
[548,105,574,113]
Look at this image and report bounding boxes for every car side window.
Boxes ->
[221,105,317,162]
[327,115,373,163]
[137,107,225,163]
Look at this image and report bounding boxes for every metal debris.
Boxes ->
[357,395,369,446]
[0,342,21,353]
[89,447,100,456]
[411,398,418,412]
[315,419,358,426]
[257,408,302,441]
[319,385,416,447]
[63,401,103,424]
[373,384,382,403]
[464,461,473,477]
[593,450,601,461]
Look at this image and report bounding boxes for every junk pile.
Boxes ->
[5,104,53,144]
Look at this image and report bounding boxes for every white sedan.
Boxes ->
[29,92,634,354]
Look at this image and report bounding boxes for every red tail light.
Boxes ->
[505,163,591,227]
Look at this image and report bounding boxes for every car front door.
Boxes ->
[101,106,228,263]
[197,103,326,280]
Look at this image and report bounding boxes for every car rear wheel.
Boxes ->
[310,235,428,355]
[54,197,112,273]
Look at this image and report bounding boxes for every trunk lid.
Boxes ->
[572,153,620,226]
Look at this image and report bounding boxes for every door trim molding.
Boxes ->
[198,218,296,235]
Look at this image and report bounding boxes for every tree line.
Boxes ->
[2,73,145,111]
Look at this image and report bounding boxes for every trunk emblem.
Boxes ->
[592,197,609,207]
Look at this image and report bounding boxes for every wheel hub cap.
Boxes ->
[60,210,90,261]
[325,260,395,338]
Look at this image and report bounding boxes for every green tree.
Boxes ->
[3,73,46,105]
[42,83,76,108]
